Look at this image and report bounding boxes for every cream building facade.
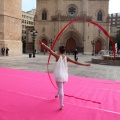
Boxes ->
[35,0,110,54]
[22,9,35,40]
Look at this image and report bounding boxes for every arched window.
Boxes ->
[42,10,47,20]
[97,10,102,21]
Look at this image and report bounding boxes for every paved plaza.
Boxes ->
[0,53,120,81]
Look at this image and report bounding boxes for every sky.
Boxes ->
[22,0,120,14]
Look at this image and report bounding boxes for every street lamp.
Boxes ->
[91,40,95,56]
[49,39,54,48]
[30,30,38,57]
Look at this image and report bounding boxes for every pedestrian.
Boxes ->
[35,49,36,54]
[118,49,120,55]
[44,49,46,55]
[6,47,9,56]
[1,47,5,56]
[68,50,70,55]
[74,49,78,61]
[39,41,90,110]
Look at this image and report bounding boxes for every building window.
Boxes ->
[67,4,77,16]
[42,10,47,20]
[22,20,24,23]
[117,22,120,24]
[68,6,76,16]
[112,22,115,24]
[22,25,24,29]
[97,10,102,21]
[112,18,115,21]
[31,22,33,25]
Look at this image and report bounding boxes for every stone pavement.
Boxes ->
[0,53,120,81]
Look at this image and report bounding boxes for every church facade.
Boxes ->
[35,0,109,54]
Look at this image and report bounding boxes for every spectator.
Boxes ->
[1,47,5,56]
[74,49,78,61]
[44,49,46,55]
[6,47,9,56]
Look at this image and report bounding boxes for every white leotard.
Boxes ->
[54,56,68,82]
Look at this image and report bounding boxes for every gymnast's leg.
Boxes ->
[56,81,64,109]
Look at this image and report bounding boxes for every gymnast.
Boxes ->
[39,40,90,110]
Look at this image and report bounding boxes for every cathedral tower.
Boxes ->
[0,0,22,56]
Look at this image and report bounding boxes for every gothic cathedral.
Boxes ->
[35,0,109,54]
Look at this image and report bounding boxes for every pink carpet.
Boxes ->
[0,67,120,120]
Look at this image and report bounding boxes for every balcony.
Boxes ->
[51,14,92,21]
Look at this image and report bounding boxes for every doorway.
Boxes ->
[95,40,102,54]
[41,39,47,52]
[66,38,76,53]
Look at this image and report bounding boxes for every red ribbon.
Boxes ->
[40,18,116,105]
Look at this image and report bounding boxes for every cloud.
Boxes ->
[22,0,36,11]
[109,0,120,13]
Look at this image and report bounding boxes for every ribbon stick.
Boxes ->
[40,18,116,104]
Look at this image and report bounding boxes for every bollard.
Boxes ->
[29,53,32,58]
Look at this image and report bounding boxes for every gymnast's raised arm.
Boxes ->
[39,40,58,59]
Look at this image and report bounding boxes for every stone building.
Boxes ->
[108,13,120,37]
[22,9,36,53]
[34,0,109,54]
[108,13,120,51]
[26,26,34,53]
[109,13,120,33]
[22,10,35,41]
[0,0,22,56]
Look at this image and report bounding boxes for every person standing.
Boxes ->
[39,41,90,110]
[1,47,5,56]
[74,49,78,61]
[6,47,9,56]
[44,49,46,55]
